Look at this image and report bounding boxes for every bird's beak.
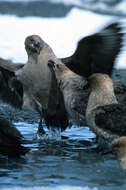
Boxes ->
[48,60,56,70]
[83,80,90,90]
[33,42,42,54]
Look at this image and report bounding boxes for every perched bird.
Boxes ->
[86,73,126,143]
[0,35,68,137]
[0,116,29,157]
[61,22,123,77]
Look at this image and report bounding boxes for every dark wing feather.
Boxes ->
[0,58,24,108]
[60,56,72,65]
[0,117,23,145]
[0,71,23,108]
[62,23,123,77]
[44,62,69,131]
[95,104,126,136]
[0,117,29,156]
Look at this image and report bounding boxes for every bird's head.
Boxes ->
[48,60,73,81]
[87,73,113,90]
[25,35,43,55]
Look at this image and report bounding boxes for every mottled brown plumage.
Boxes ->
[48,60,90,125]
[0,56,126,130]
[48,61,126,128]
[86,73,126,142]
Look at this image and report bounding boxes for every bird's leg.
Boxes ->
[37,112,46,136]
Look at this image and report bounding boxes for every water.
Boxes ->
[0,0,126,189]
[0,122,126,190]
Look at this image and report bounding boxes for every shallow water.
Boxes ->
[0,122,126,190]
[0,0,126,189]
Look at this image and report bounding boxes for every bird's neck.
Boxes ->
[86,87,118,115]
[28,54,38,64]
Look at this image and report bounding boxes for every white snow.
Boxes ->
[0,7,125,67]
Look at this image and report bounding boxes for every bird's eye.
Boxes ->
[30,39,35,43]
[83,81,90,90]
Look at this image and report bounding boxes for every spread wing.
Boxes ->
[95,104,126,137]
[61,23,123,77]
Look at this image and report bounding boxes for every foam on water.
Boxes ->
[15,122,95,142]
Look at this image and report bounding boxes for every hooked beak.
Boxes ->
[32,42,42,54]
[83,80,90,90]
[48,60,56,69]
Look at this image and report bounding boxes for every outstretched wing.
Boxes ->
[61,23,123,77]
[95,104,126,137]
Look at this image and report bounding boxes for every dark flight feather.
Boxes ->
[61,23,123,77]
